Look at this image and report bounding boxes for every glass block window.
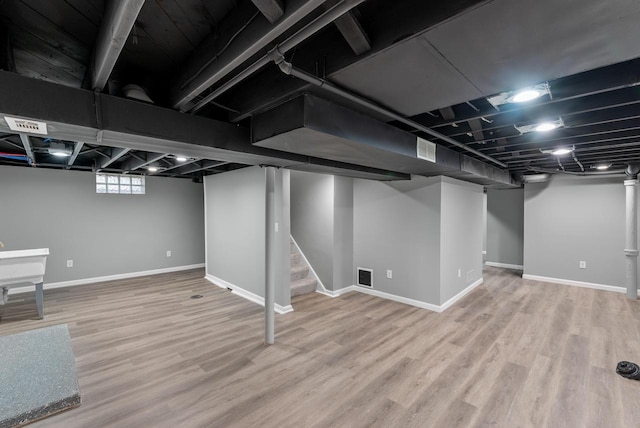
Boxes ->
[96,174,145,195]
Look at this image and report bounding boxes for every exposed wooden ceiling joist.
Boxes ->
[90,0,146,90]
[97,147,131,169]
[19,133,35,165]
[171,0,326,110]
[67,141,84,167]
[251,0,286,23]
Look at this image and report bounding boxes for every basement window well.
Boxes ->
[96,174,145,195]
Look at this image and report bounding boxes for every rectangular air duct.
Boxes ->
[252,94,517,187]
[417,137,436,162]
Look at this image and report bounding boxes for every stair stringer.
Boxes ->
[290,235,328,294]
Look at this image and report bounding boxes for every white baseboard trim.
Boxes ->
[521,274,633,295]
[485,261,524,270]
[317,278,484,313]
[350,285,442,312]
[204,273,293,314]
[290,235,327,293]
[316,286,356,298]
[439,278,484,312]
[8,263,205,295]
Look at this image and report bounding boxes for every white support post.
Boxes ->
[265,166,276,344]
[624,179,639,300]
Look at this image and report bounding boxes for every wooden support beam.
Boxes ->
[90,0,146,90]
[170,160,230,176]
[97,147,131,169]
[251,0,285,24]
[324,0,370,55]
[67,141,84,167]
[122,152,167,171]
[19,134,35,165]
[0,24,15,72]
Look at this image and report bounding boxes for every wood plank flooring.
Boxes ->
[1,266,639,427]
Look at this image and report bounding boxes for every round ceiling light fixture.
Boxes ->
[551,147,573,156]
[510,89,543,103]
[535,122,559,132]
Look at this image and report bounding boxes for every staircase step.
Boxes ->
[290,264,309,281]
[291,277,317,297]
[290,252,302,266]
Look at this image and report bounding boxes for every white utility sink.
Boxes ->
[0,248,50,319]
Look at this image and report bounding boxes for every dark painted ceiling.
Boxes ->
[0,0,639,180]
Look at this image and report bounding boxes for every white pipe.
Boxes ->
[188,0,368,113]
[265,166,276,344]
[275,60,508,168]
[625,179,638,300]
[174,0,331,109]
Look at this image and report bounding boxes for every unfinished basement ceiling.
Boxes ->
[0,0,639,180]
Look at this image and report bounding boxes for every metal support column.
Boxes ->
[624,178,639,299]
[265,166,276,344]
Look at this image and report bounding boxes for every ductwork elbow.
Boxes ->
[626,163,640,179]
[268,47,292,75]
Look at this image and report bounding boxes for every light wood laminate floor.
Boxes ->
[1,267,640,427]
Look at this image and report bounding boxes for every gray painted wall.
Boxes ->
[205,166,265,298]
[333,176,354,290]
[274,169,291,307]
[487,188,524,267]
[482,191,487,256]
[440,177,484,303]
[290,171,335,289]
[204,166,290,307]
[524,174,626,286]
[353,176,442,304]
[0,165,204,283]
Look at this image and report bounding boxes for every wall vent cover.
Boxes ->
[357,267,373,288]
[417,137,436,162]
[4,116,48,135]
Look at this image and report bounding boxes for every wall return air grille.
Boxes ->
[4,116,48,135]
[416,137,436,162]
[357,268,373,288]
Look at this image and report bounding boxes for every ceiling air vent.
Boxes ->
[417,137,436,162]
[357,267,373,288]
[4,116,48,135]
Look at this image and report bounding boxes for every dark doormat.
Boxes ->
[0,324,81,427]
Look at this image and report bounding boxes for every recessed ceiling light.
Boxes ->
[535,122,559,132]
[511,89,543,103]
[551,148,573,156]
[515,118,564,134]
[147,166,158,172]
[176,156,187,162]
[487,83,551,108]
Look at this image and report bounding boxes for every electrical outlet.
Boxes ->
[458,269,462,278]
[386,270,392,279]
[166,250,172,257]
[66,260,73,268]
[579,261,586,269]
